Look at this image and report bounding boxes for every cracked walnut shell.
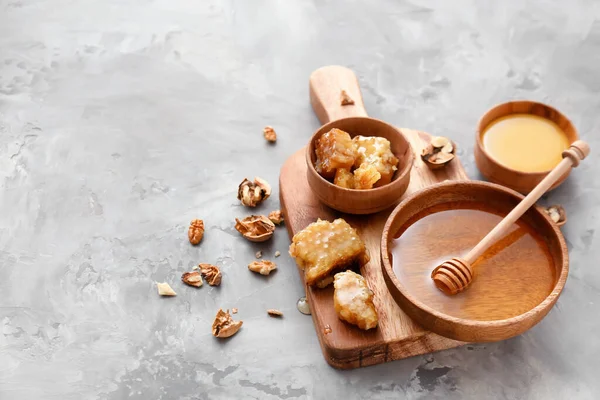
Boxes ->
[421,136,455,169]
[212,309,243,338]
[199,263,222,286]
[248,260,277,276]
[268,210,284,225]
[188,219,204,245]
[235,215,275,242]
[263,126,277,142]
[238,177,271,207]
[181,271,203,288]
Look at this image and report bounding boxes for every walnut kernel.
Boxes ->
[248,260,277,276]
[188,219,205,245]
[235,215,275,242]
[199,263,222,286]
[212,309,243,338]
[263,126,277,142]
[268,210,284,225]
[232,308,238,314]
[267,309,283,317]
[181,271,203,288]
[255,251,263,259]
[157,282,177,296]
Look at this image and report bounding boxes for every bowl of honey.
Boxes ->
[475,100,579,194]
[380,180,568,342]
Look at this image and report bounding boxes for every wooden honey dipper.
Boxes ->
[431,140,590,295]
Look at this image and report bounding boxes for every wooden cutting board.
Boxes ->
[279,128,470,369]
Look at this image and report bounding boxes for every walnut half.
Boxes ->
[237,177,271,207]
[263,126,277,142]
[212,309,243,338]
[199,263,222,286]
[188,219,205,245]
[235,215,275,242]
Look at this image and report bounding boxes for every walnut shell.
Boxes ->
[237,177,271,207]
[199,263,222,286]
[212,309,243,338]
[544,205,567,227]
[268,210,284,225]
[235,215,275,242]
[181,271,203,288]
[421,137,456,170]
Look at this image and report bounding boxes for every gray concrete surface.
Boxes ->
[1,0,599,399]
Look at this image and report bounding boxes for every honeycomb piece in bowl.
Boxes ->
[353,135,399,186]
[288,218,369,287]
[315,128,357,179]
[333,168,355,189]
[333,270,378,330]
[353,163,381,189]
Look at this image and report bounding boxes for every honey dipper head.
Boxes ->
[431,257,473,295]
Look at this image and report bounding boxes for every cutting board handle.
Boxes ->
[309,65,368,125]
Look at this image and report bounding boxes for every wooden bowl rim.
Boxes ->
[476,100,578,177]
[380,180,569,333]
[305,116,415,194]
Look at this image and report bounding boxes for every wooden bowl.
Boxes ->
[475,100,579,194]
[380,181,568,342]
[306,66,414,214]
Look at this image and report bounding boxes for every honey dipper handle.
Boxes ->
[464,140,590,264]
[309,65,368,124]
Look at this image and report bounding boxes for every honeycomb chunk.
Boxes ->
[315,129,357,178]
[333,270,378,330]
[353,135,399,186]
[288,218,369,287]
[353,163,381,189]
[333,168,355,189]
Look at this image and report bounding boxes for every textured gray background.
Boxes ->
[1,0,599,399]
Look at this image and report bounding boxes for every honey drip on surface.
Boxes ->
[481,114,569,172]
[391,204,556,321]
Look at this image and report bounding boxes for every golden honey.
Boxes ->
[481,114,570,172]
[391,203,555,321]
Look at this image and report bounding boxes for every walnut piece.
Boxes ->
[544,205,567,226]
[212,309,243,338]
[255,250,263,259]
[235,215,275,242]
[421,136,455,169]
[267,309,283,317]
[248,260,277,276]
[274,251,281,258]
[199,263,222,286]
[157,282,177,296]
[323,324,332,335]
[263,126,277,142]
[232,308,238,314]
[268,210,284,225]
[340,90,355,106]
[237,177,271,207]
[188,219,205,245]
[181,271,203,288]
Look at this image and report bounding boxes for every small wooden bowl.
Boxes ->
[475,100,579,194]
[380,181,568,342]
[306,117,414,214]
[306,66,414,215]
